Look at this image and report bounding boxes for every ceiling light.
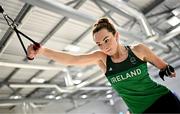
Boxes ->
[106,90,112,94]
[72,79,82,84]
[45,95,55,99]
[51,90,56,94]
[10,95,22,99]
[55,96,62,100]
[109,99,114,105]
[64,44,80,52]
[31,78,45,83]
[172,8,180,17]
[167,16,180,26]
[106,82,111,86]
[81,94,87,99]
[106,94,112,99]
[77,72,83,77]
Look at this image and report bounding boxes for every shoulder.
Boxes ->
[92,50,106,58]
[131,43,150,53]
[132,43,147,49]
[130,43,150,61]
[91,50,107,62]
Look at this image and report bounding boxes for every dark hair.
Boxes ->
[92,17,116,36]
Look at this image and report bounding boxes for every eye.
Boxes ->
[104,39,109,43]
[97,44,102,47]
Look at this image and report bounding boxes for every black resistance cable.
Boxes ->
[0,5,40,60]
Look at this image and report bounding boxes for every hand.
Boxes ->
[169,71,176,78]
[166,65,176,78]
[27,44,41,60]
[159,65,176,81]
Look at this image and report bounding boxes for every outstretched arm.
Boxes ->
[135,43,176,78]
[27,44,105,66]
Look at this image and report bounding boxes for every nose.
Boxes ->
[101,44,109,52]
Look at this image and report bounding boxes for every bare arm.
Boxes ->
[135,43,176,78]
[135,43,167,69]
[27,44,105,66]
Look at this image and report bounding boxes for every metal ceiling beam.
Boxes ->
[92,0,134,21]
[93,0,119,26]
[40,0,87,45]
[160,25,180,43]
[20,0,95,24]
[142,0,165,14]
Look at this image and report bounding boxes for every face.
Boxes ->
[93,29,119,55]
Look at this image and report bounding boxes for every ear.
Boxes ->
[115,32,119,41]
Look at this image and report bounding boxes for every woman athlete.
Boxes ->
[27,17,180,113]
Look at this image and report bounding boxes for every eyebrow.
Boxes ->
[96,35,109,44]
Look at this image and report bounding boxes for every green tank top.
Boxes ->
[105,46,169,113]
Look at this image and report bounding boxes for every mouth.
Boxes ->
[105,49,111,53]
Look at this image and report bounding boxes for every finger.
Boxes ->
[172,72,176,77]
[170,72,176,77]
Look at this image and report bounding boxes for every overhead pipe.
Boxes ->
[79,86,111,91]
[160,25,180,43]
[0,61,65,70]
[63,69,74,87]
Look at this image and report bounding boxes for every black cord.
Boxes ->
[0,5,4,13]
[0,5,40,60]
[14,27,28,56]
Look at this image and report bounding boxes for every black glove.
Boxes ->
[159,65,175,81]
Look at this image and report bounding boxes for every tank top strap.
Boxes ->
[126,45,146,64]
[106,55,112,70]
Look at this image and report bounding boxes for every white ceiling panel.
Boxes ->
[35,70,62,81]
[78,0,104,18]
[53,19,90,43]
[8,69,39,82]
[0,67,15,79]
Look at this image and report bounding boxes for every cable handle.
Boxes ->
[0,5,4,13]
[1,5,41,60]
[27,42,41,60]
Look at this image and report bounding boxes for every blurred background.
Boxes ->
[0,0,180,114]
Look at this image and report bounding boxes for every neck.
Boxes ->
[111,44,127,59]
